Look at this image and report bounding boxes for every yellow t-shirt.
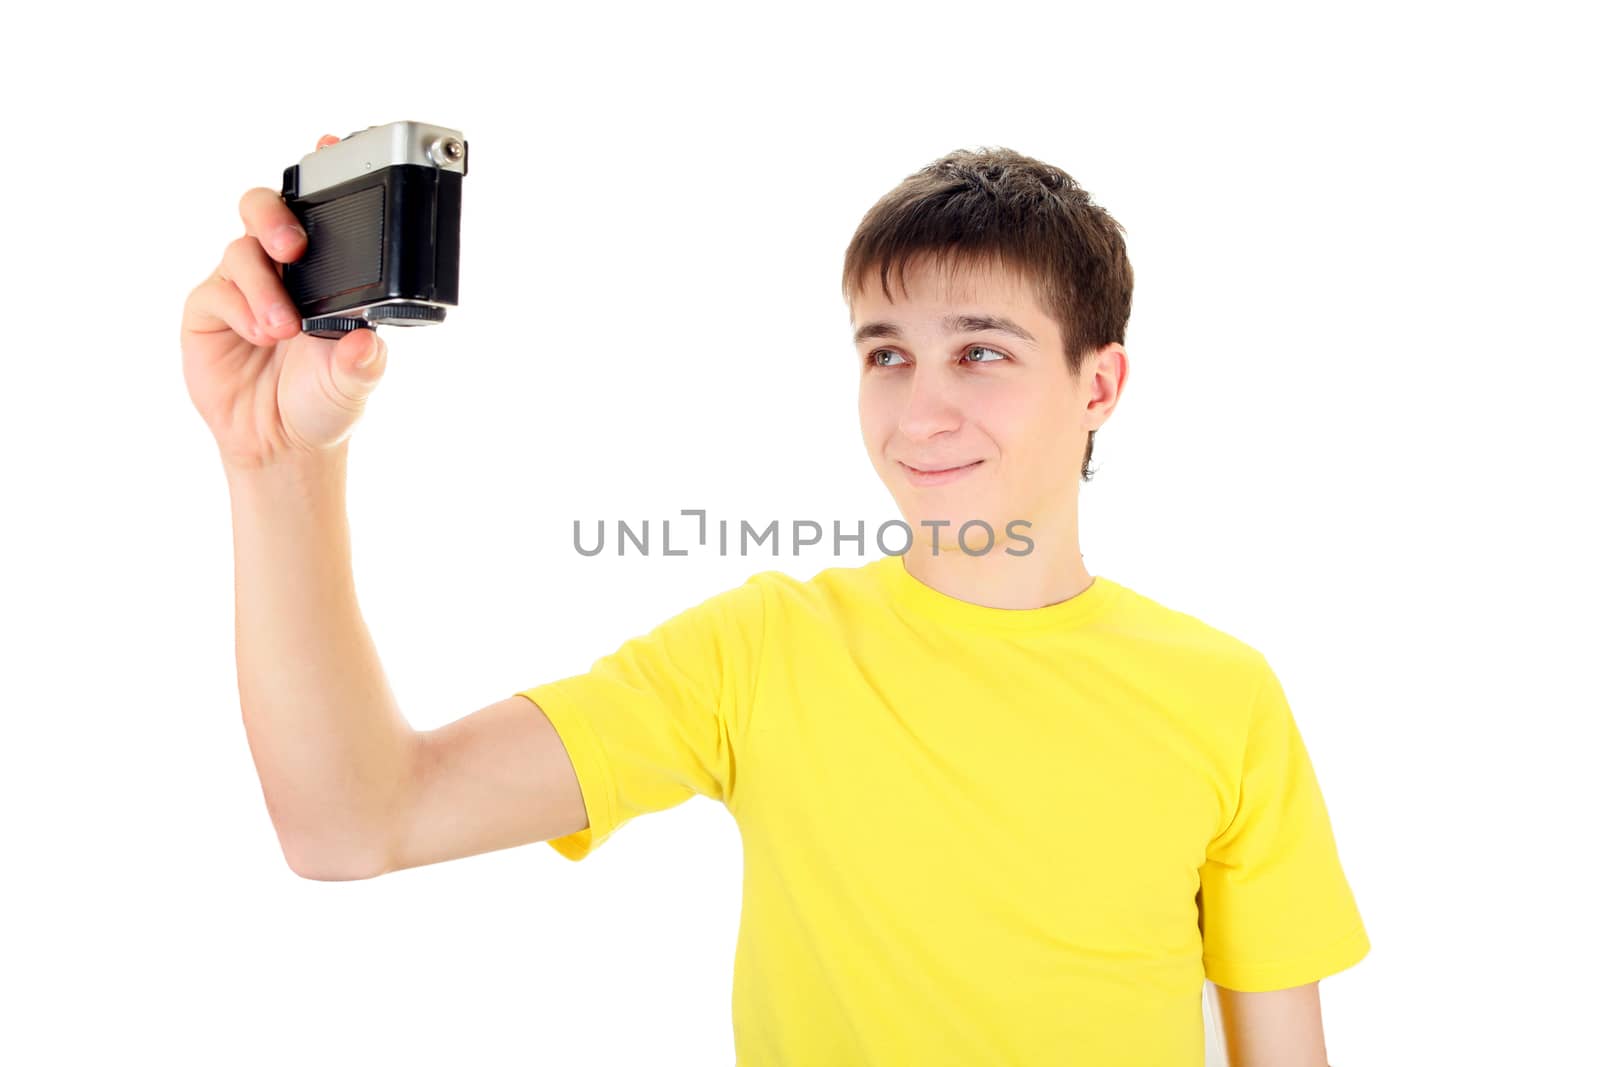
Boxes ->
[517,556,1369,1065]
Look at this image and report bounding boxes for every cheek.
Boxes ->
[969,389,1035,442]
[983,392,1075,460]
[857,379,896,425]
[858,383,896,445]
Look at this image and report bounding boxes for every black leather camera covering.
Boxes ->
[278,162,463,322]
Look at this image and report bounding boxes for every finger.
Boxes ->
[184,272,271,346]
[329,328,386,404]
[238,186,308,264]
[316,133,339,149]
[219,235,300,341]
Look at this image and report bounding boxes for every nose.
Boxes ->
[896,365,963,440]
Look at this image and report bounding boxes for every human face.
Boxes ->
[852,256,1090,554]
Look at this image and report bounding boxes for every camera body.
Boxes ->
[280,121,467,338]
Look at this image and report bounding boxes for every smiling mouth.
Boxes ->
[901,460,984,474]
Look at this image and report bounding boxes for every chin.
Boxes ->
[897,499,1003,544]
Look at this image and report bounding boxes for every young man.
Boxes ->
[190,141,1367,1067]
[510,151,1368,1065]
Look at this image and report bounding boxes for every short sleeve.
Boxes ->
[1198,655,1371,991]
[514,573,767,862]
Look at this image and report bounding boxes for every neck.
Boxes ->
[900,507,1091,611]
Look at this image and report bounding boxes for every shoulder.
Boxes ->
[737,558,889,612]
[1100,579,1273,715]
[681,562,871,635]
[1105,580,1264,659]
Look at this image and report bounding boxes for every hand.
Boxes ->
[181,133,389,471]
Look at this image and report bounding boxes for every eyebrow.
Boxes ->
[852,314,1038,347]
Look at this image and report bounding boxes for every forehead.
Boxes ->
[849,253,1043,318]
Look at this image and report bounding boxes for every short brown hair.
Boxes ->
[841,147,1133,481]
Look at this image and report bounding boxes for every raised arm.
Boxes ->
[185,143,588,880]
[222,449,590,881]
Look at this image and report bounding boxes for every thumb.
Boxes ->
[329,328,386,402]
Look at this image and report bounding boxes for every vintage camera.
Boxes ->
[279,121,467,339]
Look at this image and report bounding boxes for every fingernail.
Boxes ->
[267,303,293,327]
[357,335,383,367]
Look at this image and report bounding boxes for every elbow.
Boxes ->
[280,832,388,882]
[260,781,403,882]
[289,858,381,882]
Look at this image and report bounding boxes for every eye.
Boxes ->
[864,345,1008,369]
[962,345,1007,364]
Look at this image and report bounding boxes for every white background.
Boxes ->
[3,1,1594,1063]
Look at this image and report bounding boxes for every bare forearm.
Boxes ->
[225,443,413,878]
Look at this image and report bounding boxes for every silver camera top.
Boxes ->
[292,121,468,197]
